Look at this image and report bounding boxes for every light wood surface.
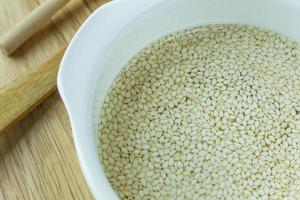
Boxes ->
[0,48,65,134]
[0,0,70,55]
[0,0,109,199]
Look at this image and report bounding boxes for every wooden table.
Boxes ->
[0,0,109,199]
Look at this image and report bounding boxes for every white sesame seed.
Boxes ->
[99,24,300,199]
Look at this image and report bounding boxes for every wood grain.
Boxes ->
[0,0,110,199]
[0,0,70,55]
[0,48,66,134]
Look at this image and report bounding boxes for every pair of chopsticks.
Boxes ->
[0,0,71,134]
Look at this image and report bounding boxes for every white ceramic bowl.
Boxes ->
[57,0,300,199]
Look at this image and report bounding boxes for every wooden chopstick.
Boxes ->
[0,0,70,55]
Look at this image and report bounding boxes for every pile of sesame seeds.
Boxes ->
[98,24,300,199]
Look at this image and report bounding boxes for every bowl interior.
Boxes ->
[59,0,300,199]
[94,0,300,131]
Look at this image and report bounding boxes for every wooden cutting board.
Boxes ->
[0,0,109,199]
